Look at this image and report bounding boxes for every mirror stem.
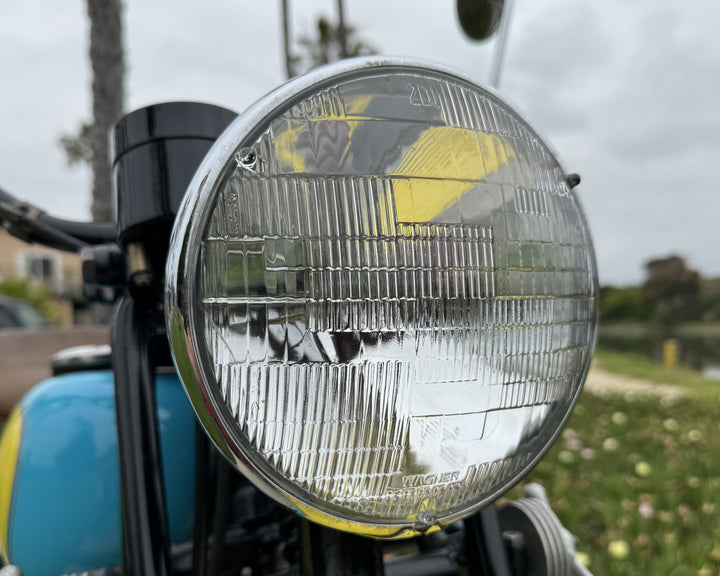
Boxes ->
[489,0,514,88]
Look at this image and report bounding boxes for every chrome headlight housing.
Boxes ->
[166,57,598,539]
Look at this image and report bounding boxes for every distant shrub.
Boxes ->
[599,285,652,323]
[0,277,62,324]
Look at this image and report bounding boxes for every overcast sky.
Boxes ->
[1,0,718,286]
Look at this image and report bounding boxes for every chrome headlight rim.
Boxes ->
[166,55,597,539]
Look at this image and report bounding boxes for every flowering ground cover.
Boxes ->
[513,355,720,575]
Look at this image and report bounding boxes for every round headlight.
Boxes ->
[167,57,598,538]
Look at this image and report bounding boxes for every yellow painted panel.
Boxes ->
[0,408,23,562]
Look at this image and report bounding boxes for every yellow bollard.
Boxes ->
[662,339,679,368]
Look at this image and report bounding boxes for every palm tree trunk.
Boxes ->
[281,0,295,78]
[336,0,348,58]
[87,0,124,222]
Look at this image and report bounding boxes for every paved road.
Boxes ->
[0,326,109,416]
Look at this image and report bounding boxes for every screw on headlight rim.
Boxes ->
[236,147,257,169]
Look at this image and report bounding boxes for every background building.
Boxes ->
[0,229,85,325]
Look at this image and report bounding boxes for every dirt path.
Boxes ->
[583,363,686,400]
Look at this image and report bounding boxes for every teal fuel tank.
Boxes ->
[0,369,196,576]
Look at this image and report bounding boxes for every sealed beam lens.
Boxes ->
[167,57,598,538]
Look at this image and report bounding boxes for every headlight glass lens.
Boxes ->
[168,58,598,537]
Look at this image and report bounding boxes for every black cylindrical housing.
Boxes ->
[113,102,237,247]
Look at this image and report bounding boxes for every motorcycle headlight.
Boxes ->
[166,57,598,539]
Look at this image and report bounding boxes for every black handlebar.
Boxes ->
[37,213,116,245]
[0,185,116,253]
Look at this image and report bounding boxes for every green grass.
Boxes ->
[507,351,720,575]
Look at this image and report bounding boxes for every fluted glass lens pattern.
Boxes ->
[197,71,597,527]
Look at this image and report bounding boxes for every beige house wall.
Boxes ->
[0,230,84,325]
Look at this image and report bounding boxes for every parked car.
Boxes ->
[0,295,48,330]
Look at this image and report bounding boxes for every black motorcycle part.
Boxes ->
[112,102,237,255]
[112,296,172,576]
[36,213,117,244]
[0,185,116,252]
[50,344,112,375]
[108,102,237,576]
[301,520,385,576]
[385,552,459,576]
[207,452,233,576]
[0,193,88,253]
[463,506,513,576]
[192,424,211,576]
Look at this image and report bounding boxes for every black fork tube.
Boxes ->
[112,296,171,576]
[464,506,512,576]
[301,520,385,576]
[192,424,211,576]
